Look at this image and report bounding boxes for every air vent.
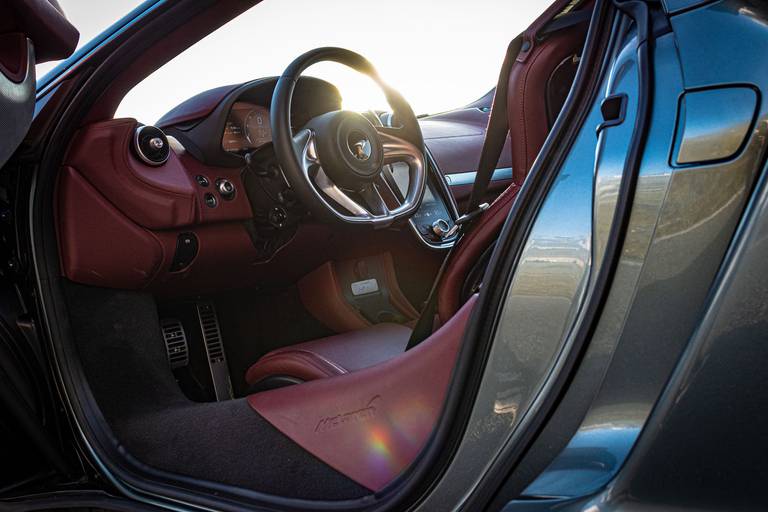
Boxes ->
[196,302,233,400]
[160,318,189,369]
[133,124,170,166]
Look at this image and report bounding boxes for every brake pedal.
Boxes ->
[196,302,233,401]
[160,318,189,369]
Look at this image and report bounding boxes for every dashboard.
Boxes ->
[57,76,461,295]
[222,102,272,153]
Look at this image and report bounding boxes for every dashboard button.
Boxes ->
[204,193,218,208]
[195,175,210,187]
[216,178,235,200]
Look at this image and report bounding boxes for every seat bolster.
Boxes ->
[437,183,520,322]
[245,350,347,385]
[245,322,412,386]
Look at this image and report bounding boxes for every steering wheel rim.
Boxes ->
[270,47,427,228]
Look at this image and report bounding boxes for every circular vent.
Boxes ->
[133,125,170,166]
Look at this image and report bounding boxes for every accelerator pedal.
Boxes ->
[196,302,234,401]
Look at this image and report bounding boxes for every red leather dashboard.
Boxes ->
[56,91,507,294]
[56,116,442,296]
[57,118,316,293]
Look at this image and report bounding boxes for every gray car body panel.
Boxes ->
[499,0,768,509]
[421,0,768,509]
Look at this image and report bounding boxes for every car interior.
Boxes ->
[28,0,594,501]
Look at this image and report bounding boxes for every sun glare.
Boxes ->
[106,0,551,122]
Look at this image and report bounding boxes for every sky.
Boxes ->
[39,0,551,123]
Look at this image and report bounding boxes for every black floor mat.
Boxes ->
[63,281,368,500]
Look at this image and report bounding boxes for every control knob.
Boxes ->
[216,178,235,200]
[432,218,451,239]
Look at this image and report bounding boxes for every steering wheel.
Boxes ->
[270,48,427,228]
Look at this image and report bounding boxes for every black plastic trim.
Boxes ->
[486,1,656,508]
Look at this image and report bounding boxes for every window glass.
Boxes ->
[116,0,551,123]
[36,0,148,80]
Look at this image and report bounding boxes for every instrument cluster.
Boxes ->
[222,102,272,153]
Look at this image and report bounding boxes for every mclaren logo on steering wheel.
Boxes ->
[350,137,372,161]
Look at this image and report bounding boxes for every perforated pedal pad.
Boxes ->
[160,318,189,369]
[196,302,233,401]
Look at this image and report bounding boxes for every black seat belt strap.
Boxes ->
[406,36,523,349]
[462,36,523,224]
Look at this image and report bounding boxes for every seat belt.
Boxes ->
[405,8,592,349]
[406,36,523,349]
[462,36,524,227]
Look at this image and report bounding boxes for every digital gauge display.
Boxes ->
[222,102,272,153]
[245,109,271,148]
[222,120,245,151]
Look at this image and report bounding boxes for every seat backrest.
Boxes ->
[437,0,591,323]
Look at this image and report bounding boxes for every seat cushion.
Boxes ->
[245,322,412,386]
[247,295,478,491]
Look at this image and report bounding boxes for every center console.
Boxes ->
[390,151,459,249]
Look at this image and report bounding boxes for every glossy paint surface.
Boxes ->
[427,0,768,509]
[417,17,624,509]
[506,0,768,508]
[674,86,757,165]
[552,137,768,512]
[522,28,683,499]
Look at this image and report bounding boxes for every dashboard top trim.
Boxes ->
[444,167,514,187]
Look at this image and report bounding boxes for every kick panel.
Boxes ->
[298,252,419,333]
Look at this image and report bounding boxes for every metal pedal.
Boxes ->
[196,302,233,401]
[160,318,189,369]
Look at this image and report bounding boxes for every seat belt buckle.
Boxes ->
[455,202,490,227]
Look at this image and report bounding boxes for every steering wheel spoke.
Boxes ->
[294,129,371,218]
[314,166,370,217]
[292,128,319,177]
[359,182,390,217]
[376,126,427,206]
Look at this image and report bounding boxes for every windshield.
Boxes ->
[41,0,551,119]
[115,0,549,123]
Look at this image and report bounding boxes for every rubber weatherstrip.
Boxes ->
[463,1,655,509]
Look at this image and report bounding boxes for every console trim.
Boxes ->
[443,166,514,187]
[407,149,461,250]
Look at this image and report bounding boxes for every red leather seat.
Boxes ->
[245,323,411,385]
[245,0,590,389]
